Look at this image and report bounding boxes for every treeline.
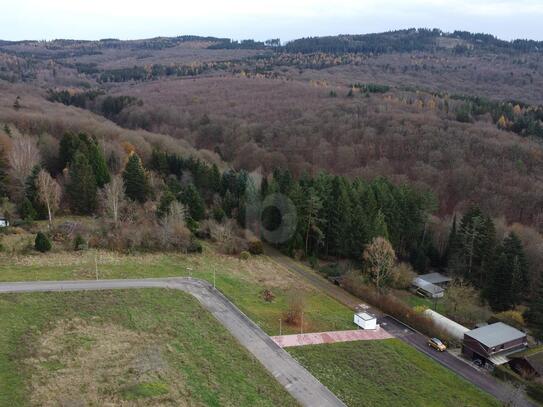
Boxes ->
[284,28,543,54]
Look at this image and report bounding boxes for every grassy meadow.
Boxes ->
[0,289,298,407]
[288,340,500,407]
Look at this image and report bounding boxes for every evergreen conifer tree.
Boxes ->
[0,145,8,197]
[180,183,205,221]
[66,150,97,214]
[122,153,148,203]
[87,140,110,187]
[34,232,52,252]
[526,280,543,340]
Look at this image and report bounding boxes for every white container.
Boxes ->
[354,312,377,330]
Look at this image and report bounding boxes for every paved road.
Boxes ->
[0,278,345,407]
[266,247,534,407]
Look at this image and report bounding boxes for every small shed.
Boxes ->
[412,277,444,299]
[0,217,8,228]
[462,322,528,366]
[354,312,377,330]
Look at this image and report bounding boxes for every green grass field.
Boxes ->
[0,289,298,407]
[288,340,500,407]
[0,245,353,335]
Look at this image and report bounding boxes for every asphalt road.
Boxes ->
[266,246,535,407]
[0,278,345,407]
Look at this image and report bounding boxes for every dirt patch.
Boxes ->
[25,318,190,406]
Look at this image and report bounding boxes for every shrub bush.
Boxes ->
[74,234,87,251]
[248,240,264,255]
[319,263,342,277]
[308,255,318,269]
[239,251,250,260]
[391,262,417,289]
[187,240,203,253]
[34,232,52,253]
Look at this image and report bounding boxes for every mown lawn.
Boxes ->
[288,340,500,407]
[0,244,353,335]
[0,289,298,407]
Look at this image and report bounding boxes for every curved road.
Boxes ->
[0,278,345,407]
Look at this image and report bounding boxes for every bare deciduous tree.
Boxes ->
[8,135,40,189]
[100,175,125,227]
[36,169,61,229]
[362,237,397,291]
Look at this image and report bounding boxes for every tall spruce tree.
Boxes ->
[503,233,528,306]
[180,183,205,221]
[66,150,97,214]
[87,140,110,187]
[459,207,495,287]
[0,144,8,197]
[24,165,47,219]
[123,153,149,203]
[486,248,514,312]
[526,279,543,340]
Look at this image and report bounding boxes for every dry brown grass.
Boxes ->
[26,318,189,406]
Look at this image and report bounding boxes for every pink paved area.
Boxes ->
[272,328,394,348]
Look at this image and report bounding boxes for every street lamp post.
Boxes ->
[301,312,304,335]
[187,267,193,279]
[279,318,282,336]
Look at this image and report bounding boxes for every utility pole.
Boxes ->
[95,253,98,280]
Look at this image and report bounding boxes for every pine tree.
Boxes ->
[18,197,37,221]
[87,140,110,187]
[324,177,352,257]
[526,280,543,340]
[486,248,513,312]
[301,187,324,255]
[157,190,176,219]
[24,166,48,219]
[503,233,528,306]
[180,183,205,221]
[0,144,8,197]
[372,210,389,241]
[59,132,82,170]
[34,232,52,252]
[66,151,97,214]
[123,153,148,203]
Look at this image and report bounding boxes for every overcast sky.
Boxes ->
[2,0,543,42]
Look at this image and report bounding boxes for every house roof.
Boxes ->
[465,322,526,348]
[418,272,452,285]
[412,278,444,294]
